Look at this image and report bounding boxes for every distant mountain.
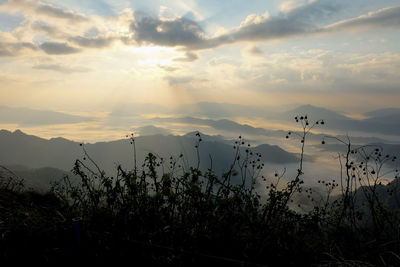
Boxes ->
[285,104,400,136]
[0,130,299,178]
[360,109,400,135]
[150,114,392,145]
[167,103,400,137]
[0,129,82,171]
[153,117,271,136]
[364,108,400,118]
[137,125,171,136]
[286,104,351,122]
[0,106,92,126]
[184,131,227,143]
[252,144,298,164]
[175,102,277,118]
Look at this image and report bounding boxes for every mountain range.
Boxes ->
[0,129,299,188]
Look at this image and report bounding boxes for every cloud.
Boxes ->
[247,46,264,56]
[208,57,239,66]
[109,103,170,117]
[1,0,399,59]
[137,125,171,136]
[173,51,198,62]
[68,36,116,48]
[130,12,208,49]
[0,105,92,126]
[240,11,270,27]
[35,4,87,22]
[279,1,304,13]
[165,75,193,85]
[126,1,338,50]
[0,41,36,57]
[212,0,339,46]
[31,21,67,38]
[31,21,56,34]
[33,64,91,73]
[2,0,88,23]
[126,1,400,51]
[211,3,400,50]
[158,65,179,72]
[323,6,400,32]
[39,42,80,55]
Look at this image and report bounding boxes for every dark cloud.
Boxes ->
[39,42,80,55]
[130,12,208,49]
[69,36,115,48]
[0,42,36,57]
[33,64,91,73]
[173,51,198,62]
[35,4,88,22]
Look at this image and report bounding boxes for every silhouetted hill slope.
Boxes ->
[0,165,76,191]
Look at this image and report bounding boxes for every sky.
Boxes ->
[0,0,400,141]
